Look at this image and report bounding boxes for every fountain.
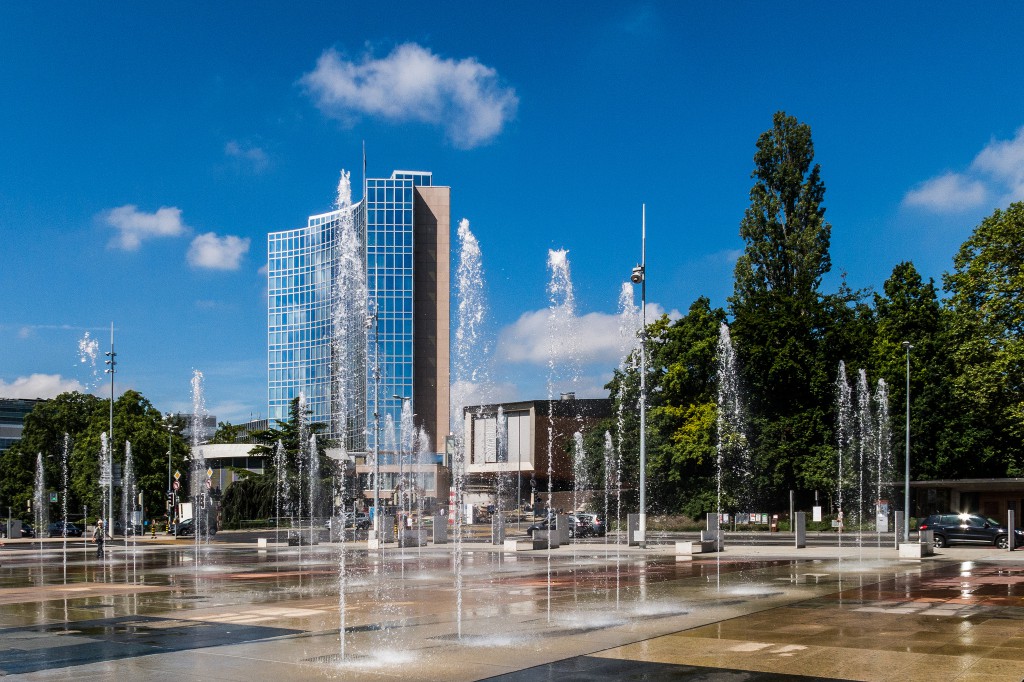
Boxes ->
[715,322,748,548]
[189,369,208,557]
[34,452,45,556]
[835,362,854,541]
[121,440,137,568]
[450,217,489,639]
[308,433,319,547]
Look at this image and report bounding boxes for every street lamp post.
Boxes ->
[630,205,647,548]
[104,323,116,538]
[165,413,173,530]
[902,341,913,542]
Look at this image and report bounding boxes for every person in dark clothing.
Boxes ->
[93,520,105,559]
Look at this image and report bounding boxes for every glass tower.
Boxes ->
[268,169,449,455]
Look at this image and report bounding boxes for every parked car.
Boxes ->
[112,520,143,536]
[173,518,215,537]
[526,515,590,538]
[575,512,606,537]
[4,521,37,538]
[918,513,1024,549]
[47,521,83,538]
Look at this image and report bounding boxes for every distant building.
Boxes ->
[267,168,450,458]
[0,398,45,453]
[462,395,613,512]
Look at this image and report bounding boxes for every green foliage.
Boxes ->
[0,391,187,524]
[211,421,246,444]
[943,202,1024,473]
[221,396,341,523]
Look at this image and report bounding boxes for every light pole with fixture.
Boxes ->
[629,205,647,548]
[104,323,116,538]
[165,413,173,527]
[902,341,912,542]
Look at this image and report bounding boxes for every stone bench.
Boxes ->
[503,539,534,552]
[532,530,560,550]
[675,540,718,555]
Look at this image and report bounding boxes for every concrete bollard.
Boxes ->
[794,511,806,549]
[557,514,570,545]
[627,514,641,546]
[432,513,448,544]
[1009,510,1016,551]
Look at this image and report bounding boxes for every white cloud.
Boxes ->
[103,205,188,250]
[224,140,270,172]
[300,43,518,148]
[904,126,1024,213]
[496,303,670,366]
[903,172,988,212]
[0,373,84,399]
[187,233,250,270]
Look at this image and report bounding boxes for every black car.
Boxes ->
[918,513,1024,549]
[47,521,83,538]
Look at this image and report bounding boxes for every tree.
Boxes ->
[869,262,959,480]
[1,391,188,526]
[594,299,726,517]
[943,202,1024,475]
[235,397,339,521]
[729,111,834,508]
[211,421,245,444]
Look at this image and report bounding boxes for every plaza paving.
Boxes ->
[2,534,1024,681]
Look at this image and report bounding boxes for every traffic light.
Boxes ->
[27,499,31,512]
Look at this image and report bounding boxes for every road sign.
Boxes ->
[173,470,181,481]
[206,467,213,478]
[172,481,180,491]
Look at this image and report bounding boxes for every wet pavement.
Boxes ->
[2,537,1024,680]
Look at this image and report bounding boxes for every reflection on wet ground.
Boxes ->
[1,541,1024,680]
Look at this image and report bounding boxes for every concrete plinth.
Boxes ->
[491,516,506,545]
[675,540,717,555]
[899,529,934,558]
[432,514,448,544]
[399,530,428,547]
[532,530,560,550]
[504,539,533,552]
[627,514,641,546]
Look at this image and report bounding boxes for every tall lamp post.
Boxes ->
[902,341,913,542]
[165,413,174,528]
[630,205,647,548]
[104,323,116,537]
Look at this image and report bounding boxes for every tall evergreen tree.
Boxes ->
[730,111,833,507]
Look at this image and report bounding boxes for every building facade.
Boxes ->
[462,396,613,512]
[267,169,450,461]
[0,398,44,453]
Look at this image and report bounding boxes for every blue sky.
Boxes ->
[3,3,1024,423]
